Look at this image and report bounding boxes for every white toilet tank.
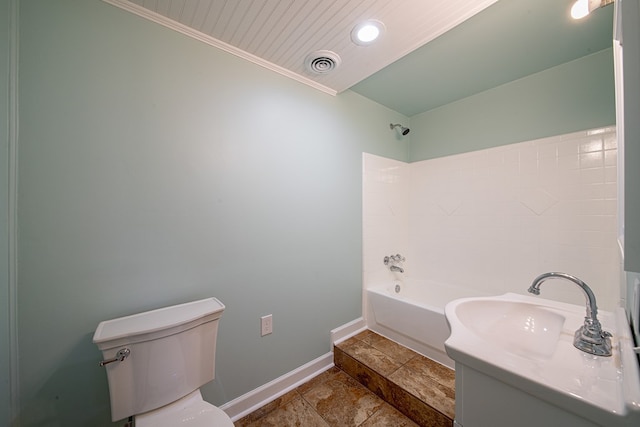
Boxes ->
[93,297,225,422]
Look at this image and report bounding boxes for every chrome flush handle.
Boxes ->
[99,348,131,367]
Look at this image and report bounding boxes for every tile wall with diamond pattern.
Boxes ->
[363,126,620,310]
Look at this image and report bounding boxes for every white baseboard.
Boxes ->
[330,317,367,348]
[220,318,365,421]
[220,351,333,421]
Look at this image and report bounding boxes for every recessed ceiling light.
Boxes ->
[569,0,614,20]
[351,20,385,46]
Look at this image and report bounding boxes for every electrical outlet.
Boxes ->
[261,314,273,336]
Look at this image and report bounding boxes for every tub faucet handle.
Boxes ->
[384,254,405,265]
[384,254,405,273]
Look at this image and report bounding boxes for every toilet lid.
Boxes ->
[135,390,234,427]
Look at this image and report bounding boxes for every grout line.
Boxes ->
[338,332,456,423]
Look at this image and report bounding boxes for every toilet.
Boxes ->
[93,297,234,426]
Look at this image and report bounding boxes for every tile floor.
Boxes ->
[234,366,419,427]
[234,331,455,427]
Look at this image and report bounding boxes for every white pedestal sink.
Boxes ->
[444,293,640,427]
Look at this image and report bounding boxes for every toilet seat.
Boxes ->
[135,390,234,427]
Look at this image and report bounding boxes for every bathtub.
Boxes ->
[366,279,486,369]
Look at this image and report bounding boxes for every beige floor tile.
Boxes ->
[359,403,420,427]
[301,369,385,427]
[336,339,402,376]
[237,331,455,427]
[236,395,329,427]
[367,333,418,365]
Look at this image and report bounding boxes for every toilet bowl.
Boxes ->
[93,297,234,426]
[135,390,233,427]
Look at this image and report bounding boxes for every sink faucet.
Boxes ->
[528,272,612,357]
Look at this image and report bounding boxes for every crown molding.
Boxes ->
[101,0,337,96]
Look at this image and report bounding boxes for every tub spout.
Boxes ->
[528,272,611,357]
[390,265,404,273]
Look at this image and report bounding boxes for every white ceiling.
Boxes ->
[102,0,614,117]
[102,0,499,95]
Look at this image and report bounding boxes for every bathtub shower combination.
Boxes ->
[362,126,621,369]
[366,279,486,368]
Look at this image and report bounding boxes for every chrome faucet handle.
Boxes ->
[528,272,612,357]
[384,254,405,266]
[384,254,405,273]
[574,324,612,356]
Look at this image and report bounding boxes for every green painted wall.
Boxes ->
[9,0,626,425]
[16,0,407,425]
[1,0,11,425]
[408,48,616,161]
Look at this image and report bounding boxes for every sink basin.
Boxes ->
[445,293,640,427]
[454,299,566,358]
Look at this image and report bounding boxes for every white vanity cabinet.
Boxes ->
[453,364,601,427]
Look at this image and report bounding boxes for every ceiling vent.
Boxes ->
[305,50,342,74]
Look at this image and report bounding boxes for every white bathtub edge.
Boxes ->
[369,323,455,369]
[366,280,466,369]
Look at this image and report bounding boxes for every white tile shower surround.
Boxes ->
[363,127,620,310]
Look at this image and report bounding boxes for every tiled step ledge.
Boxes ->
[334,330,455,427]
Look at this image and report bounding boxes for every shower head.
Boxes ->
[390,123,410,136]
